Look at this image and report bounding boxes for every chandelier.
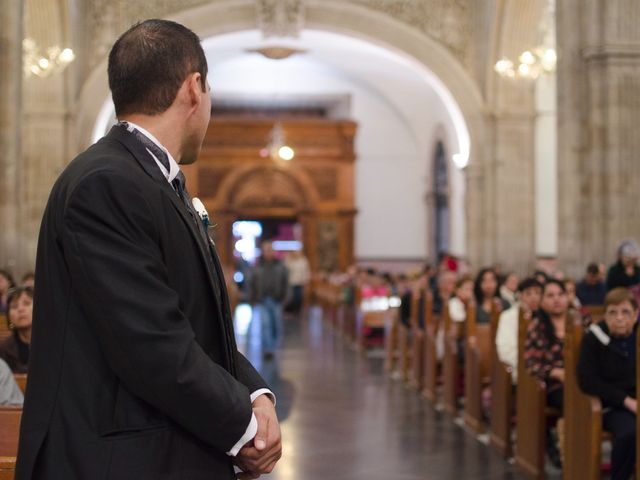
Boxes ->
[260,122,295,162]
[494,0,556,80]
[23,38,75,78]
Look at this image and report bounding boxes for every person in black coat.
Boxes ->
[606,239,640,291]
[576,262,606,306]
[15,20,281,480]
[577,287,637,480]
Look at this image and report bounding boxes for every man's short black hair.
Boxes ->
[586,262,599,275]
[543,278,566,294]
[108,19,208,117]
[517,277,543,293]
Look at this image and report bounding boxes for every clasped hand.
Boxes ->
[233,395,282,479]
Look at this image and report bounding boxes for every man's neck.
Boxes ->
[121,114,182,163]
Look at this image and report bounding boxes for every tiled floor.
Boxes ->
[236,306,527,480]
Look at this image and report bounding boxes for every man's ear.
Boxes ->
[186,72,202,108]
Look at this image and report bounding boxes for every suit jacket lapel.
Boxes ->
[105,126,224,314]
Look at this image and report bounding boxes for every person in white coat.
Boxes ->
[495,277,543,383]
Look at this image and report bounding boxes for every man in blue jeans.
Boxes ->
[250,241,289,359]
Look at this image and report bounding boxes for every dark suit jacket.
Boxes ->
[15,126,268,479]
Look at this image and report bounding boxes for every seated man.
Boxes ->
[576,262,606,306]
[495,277,543,383]
[577,287,637,480]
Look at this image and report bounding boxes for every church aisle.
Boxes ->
[236,307,527,480]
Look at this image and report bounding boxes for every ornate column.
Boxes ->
[0,0,23,271]
[557,0,640,275]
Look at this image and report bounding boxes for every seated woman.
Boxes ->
[524,279,569,468]
[473,267,508,324]
[577,287,637,480]
[0,286,33,373]
[436,276,473,360]
[0,357,23,406]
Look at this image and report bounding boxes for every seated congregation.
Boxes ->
[1,239,639,479]
[314,239,640,480]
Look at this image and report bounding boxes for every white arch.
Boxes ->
[76,0,485,258]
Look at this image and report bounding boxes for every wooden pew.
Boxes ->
[0,407,22,456]
[342,283,357,341]
[442,302,460,415]
[422,293,439,403]
[409,290,425,389]
[384,301,399,374]
[490,308,514,458]
[0,406,22,480]
[0,315,10,341]
[396,292,418,381]
[581,305,605,326]
[463,304,495,434]
[563,310,607,480]
[514,310,549,480]
[13,375,26,395]
[0,457,16,480]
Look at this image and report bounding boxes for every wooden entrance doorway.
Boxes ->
[183,117,358,272]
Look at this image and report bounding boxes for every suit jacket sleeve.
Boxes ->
[235,352,269,394]
[62,169,253,453]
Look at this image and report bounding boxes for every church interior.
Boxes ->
[1,0,640,479]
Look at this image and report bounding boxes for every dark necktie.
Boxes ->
[119,122,208,243]
[121,122,237,374]
[172,171,211,247]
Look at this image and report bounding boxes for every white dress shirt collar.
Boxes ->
[122,121,181,183]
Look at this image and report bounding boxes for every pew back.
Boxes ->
[463,304,494,433]
[563,310,604,480]
[13,375,26,395]
[422,292,439,402]
[515,308,547,479]
[442,302,459,415]
[0,457,16,480]
[0,315,9,341]
[0,407,22,457]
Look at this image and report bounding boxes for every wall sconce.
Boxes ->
[23,37,75,78]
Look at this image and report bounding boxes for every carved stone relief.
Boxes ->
[256,0,305,38]
[83,0,471,69]
[348,0,471,61]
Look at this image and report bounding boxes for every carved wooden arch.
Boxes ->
[216,164,320,213]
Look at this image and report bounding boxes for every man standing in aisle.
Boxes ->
[16,19,281,480]
[250,241,289,359]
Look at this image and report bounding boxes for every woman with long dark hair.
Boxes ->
[0,286,33,373]
[473,268,508,324]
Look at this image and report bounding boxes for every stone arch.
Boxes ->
[75,0,484,163]
[70,0,548,269]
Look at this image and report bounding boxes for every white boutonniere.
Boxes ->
[191,197,217,232]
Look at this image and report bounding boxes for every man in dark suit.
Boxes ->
[15,19,281,480]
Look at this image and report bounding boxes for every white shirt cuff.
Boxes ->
[226,390,276,457]
[251,388,276,406]
[227,413,257,457]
